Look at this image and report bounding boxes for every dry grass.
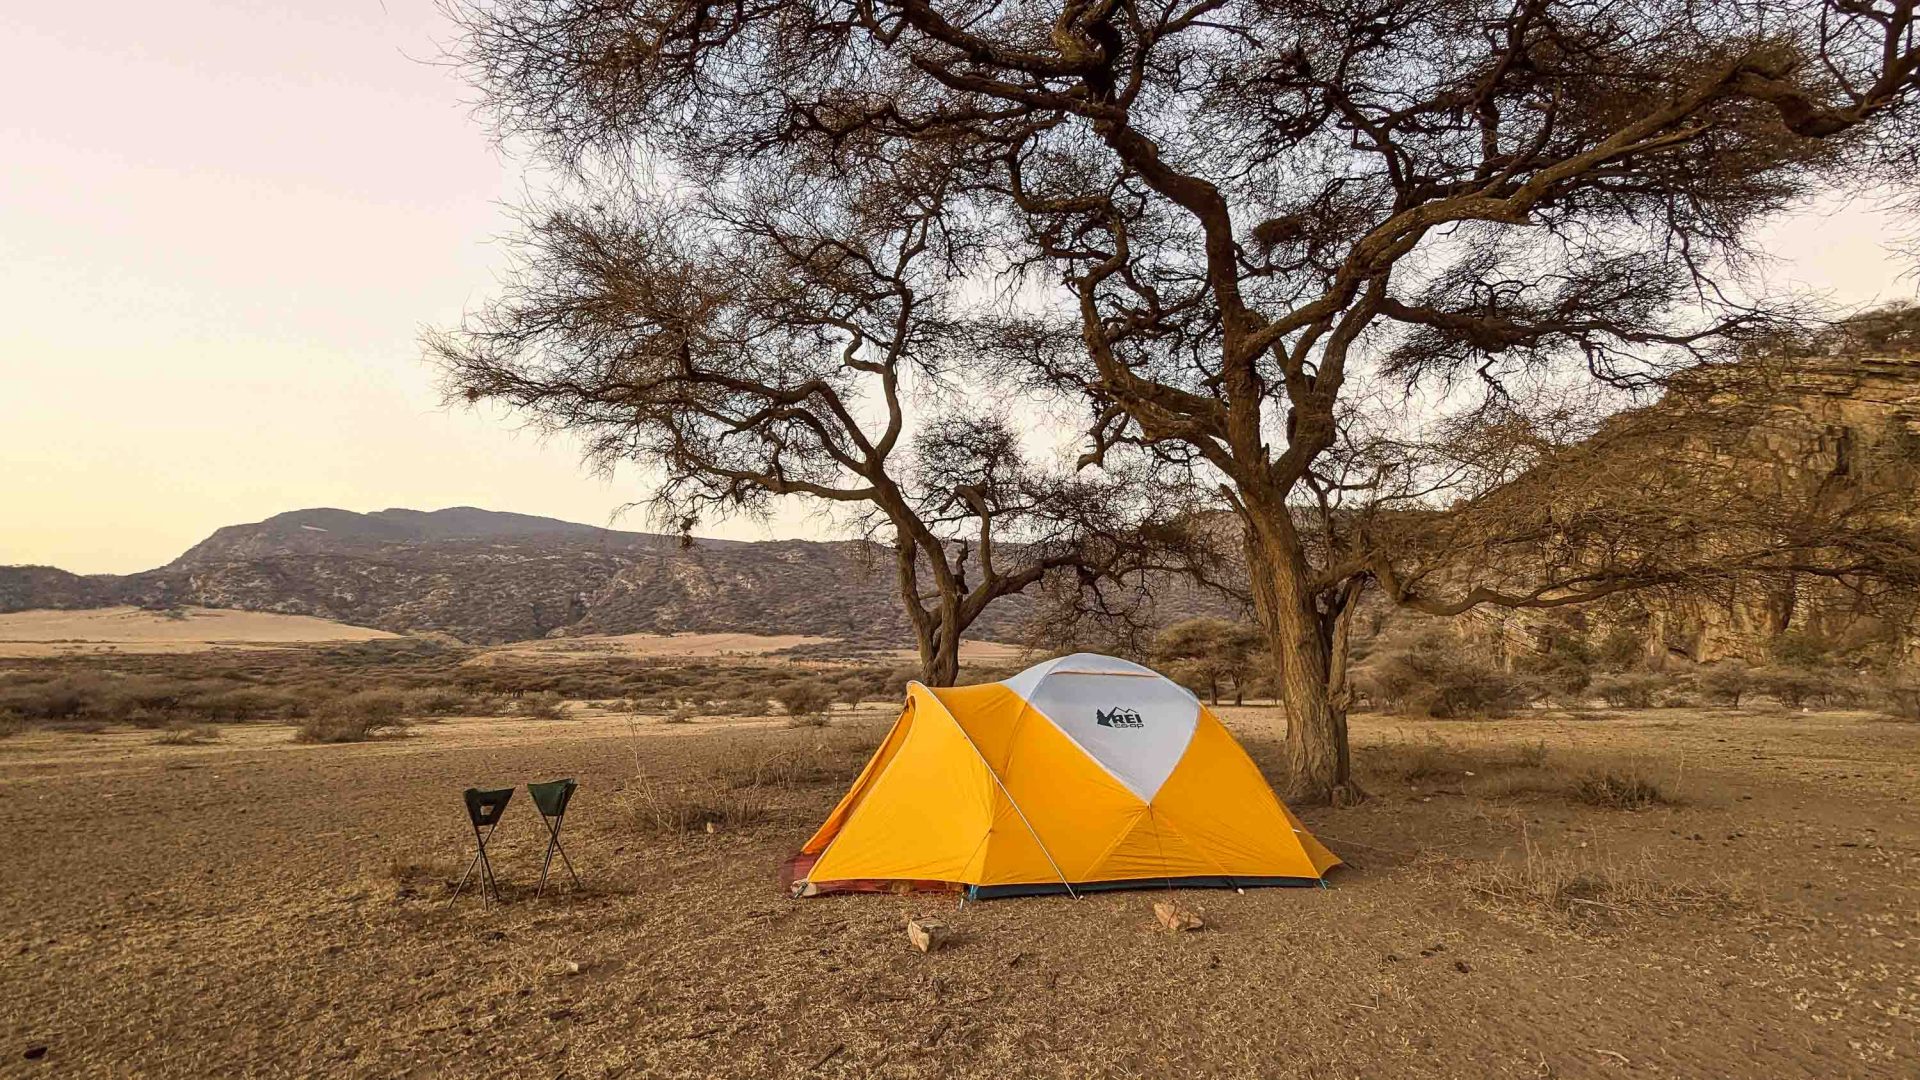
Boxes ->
[711,736,867,792]
[1571,769,1676,809]
[152,723,222,745]
[625,775,770,833]
[1457,845,1741,934]
[1359,732,1689,810]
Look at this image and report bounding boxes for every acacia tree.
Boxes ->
[432,159,1197,685]
[1155,617,1262,704]
[451,0,1920,800]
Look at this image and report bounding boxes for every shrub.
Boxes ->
[1593,624,1647,669]
[1572,770,1671,809]
[664,704,698,724]
[295,713,404,744]
[1358,635,1533,718]
[1514,650,1593,703]
[1756,666,1837,709]
[1592,673,1667,709]
[1770,630,1833,667]
[0,711,24,739]
[1699,664,1755,708]
[295,690,408,743]
[778,679,834,726]
[517,691,569,721]
[404,687,489,717]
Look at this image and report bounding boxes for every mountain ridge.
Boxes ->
[0,506,1041,645]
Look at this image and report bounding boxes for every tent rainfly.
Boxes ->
[785,653,1340,900]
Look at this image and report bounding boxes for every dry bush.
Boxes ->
[1699,663,1755,707]
[153,723,222,746]
[1358,635,1533,718]
[663,704,698,724]
[295,691,409,744]
[1458,848,1740,933]
[517,690,569,720]
[1572,770,1673,809]
[0,711,25,739]
[404,687,500,718]
[778,679,834,727]
[1513,651,1593,704]
[1512,739,1550,768]
[295,714,404,744]
[627,776,768,833]
[1591,673,1668,708]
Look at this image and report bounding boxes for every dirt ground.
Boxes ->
[0,608,399,657]
[1,701,1915,1078]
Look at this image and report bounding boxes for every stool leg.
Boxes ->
[451,848,482,904]
[550,815,581,888]
[536,815,557,897]
[477,823,503,904]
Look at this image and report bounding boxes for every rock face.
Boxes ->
[1649,355,1920,662]
[1464,354,1920,666]
[0,507,1019,645]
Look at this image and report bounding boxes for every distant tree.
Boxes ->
[448,0,1920,800]
[1701,663,1756,708]
[1155,618,1262,706]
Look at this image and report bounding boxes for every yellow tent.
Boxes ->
[788,653,1339,899]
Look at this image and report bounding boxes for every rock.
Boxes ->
[1454,960,1472,973]
[23,1045,48,1061]
[557,960,583,976]
[906,917,949,953]
[1153,902,1204,932]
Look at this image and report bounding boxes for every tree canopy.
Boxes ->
[446,0,1920,799]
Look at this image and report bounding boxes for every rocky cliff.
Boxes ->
[1463,352,1920,666]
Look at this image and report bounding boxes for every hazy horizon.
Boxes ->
[4,0,1916,575]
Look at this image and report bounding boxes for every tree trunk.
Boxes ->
[1243,511,1364,806]
[920,626,961,687]
[1208,676,1219,706]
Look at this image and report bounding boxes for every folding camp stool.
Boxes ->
[527,778,581,897]
[452,787,514,905]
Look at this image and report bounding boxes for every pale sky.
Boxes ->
[2,2,1914,575]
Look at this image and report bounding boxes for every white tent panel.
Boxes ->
[1006,653,1200,800]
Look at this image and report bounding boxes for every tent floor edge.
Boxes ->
[963,875,1327,901]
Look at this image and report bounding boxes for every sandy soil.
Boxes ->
[880,640,1037,665]
[472,632,843,664]
[0,607,397,657]
[1,705,1915,1078]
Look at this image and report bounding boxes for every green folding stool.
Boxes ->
[527,778,581,896]
[453,786,514,906]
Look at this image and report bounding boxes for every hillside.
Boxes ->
[0,507,1040,645]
